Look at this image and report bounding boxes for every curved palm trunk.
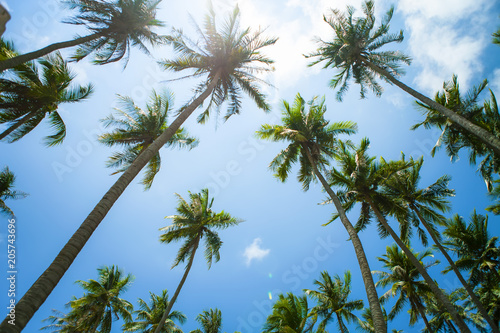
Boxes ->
[364,61,500,157]
[0,111,37,141]
[366,198,471,333]
[0,33,103,71]
[412,207,500,333]
[303,148,387,333]
[155,237,200,333]
[0,76,220,333]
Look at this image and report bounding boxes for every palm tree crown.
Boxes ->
[0,166,28,216]
[375,244,437,329]
[256,93,357,190]
[99,90,198,189]
[64,265,134,333]
[190,308,223,333]
[307,0,410,100]
[0,0,166,70]
[123,290,186,333]
[0,50,93,145]
[263,293,317,333]
[305,270,363,333]
[159,5,277,123]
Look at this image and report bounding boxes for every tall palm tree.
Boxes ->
[190,308,223,333]
[41,309,81,333]
[1,7,275,332]
[64,265,134,333]
[307,0,500,156]
[375,244,437,332]
[0,51,93,144]
[263,293,317,333]
[122,290,186,333]
[99,90,198,189]
[0,166,27,216]
[0,0,166,71]
[382,156,500,332]
[328,138,471,332]
[256,93,388,333]
[304,270,363,333]
[155,188,242,333]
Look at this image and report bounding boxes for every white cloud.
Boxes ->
[492,68,500,96]
[397,0,492,93]
[243,237,270,266]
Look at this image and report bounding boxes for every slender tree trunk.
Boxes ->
[364,61,500,157]
[413,207,500,333]
[302,147,387,333]
[366,198,471,333]
[0,75,220,333]
[0,33,103,71]
[411,298,433,332]
[336,314,347,333]
[0,111,37,141]
[154,237,200,333]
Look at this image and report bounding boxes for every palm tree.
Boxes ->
[155,188,242,333]
[0,166,27,216]
[382,155,500,332]
[307,0,500,157]
[122,290,186,333]
[263,293,317,333]
[41,309,81,333]
[412,76,500,189]
[190,308,223,333]
[99,90,198,189]
[304,270,363,333]
[442,211,500,288]
[0,0,166,71]
[1,7,275,332]
[493,23,500,45]
[256,93,387,333]
[0,51,93,144]
[63,265,134,333]
[375,244,438,332]
[328,138,471,332]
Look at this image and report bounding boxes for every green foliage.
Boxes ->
[305,271,363,332]
[0,166,27,216]
[123,290,186,333]
[98,90,198,189]
[263,293,317,333]
[43,265,134,333]
[64,0,167,66]
[0,41,93,145]
[159,188,242,269]
[159,5,277,123]
[307,0,411,100]
[256,93,357,190]
[374,244,437,326]
[190,308,223,333]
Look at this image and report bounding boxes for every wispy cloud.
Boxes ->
[243,237,270,266]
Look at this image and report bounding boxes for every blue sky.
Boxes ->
[1,0,500,332]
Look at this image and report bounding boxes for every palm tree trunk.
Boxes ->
[412,207,500,333]
[302,147,387,333]
[0,111,37,141]
[0,75,221,333]
[366,198,471,333]
[154,237,200,333]
[411,298,432,332]
[364,61,500,157]
[0,32,103,71]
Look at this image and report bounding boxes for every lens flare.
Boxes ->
[268,291,272,300]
